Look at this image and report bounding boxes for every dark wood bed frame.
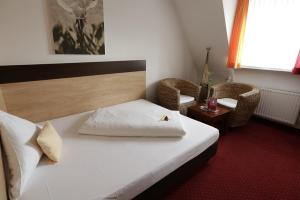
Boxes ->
[0,60,218,199]
[0,60,146,84]
[135,141,218,199]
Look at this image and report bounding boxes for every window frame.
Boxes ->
[239,0,299,72]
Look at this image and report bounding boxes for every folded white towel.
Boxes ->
[78,100,186,137]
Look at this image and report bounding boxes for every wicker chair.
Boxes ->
[157,78,201,115]
[211,82,260,127]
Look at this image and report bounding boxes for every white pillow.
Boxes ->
[0,142,7,200]
[78,99,186,137]
[0,111,42,200]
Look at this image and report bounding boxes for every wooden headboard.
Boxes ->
[0,60,146,122]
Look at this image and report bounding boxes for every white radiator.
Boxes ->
[254,88,300,125]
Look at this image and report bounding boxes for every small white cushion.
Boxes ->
[217,98,238,109]
[180,95,195,104]
[0,111,42,200]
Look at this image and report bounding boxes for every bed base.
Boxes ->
[134,141,218,199]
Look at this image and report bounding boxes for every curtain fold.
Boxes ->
[292,50,300,74]
[227,0,249,69]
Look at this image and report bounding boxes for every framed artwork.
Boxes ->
[47,0,105,55]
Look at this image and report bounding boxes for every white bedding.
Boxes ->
[19,101,219,200]
[79,100,185,137]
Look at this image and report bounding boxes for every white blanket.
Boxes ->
[78,100,186,137]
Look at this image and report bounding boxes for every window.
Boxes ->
[240,0,300,71]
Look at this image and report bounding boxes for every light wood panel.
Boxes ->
[0,71,146,122]
[0,89,7,111]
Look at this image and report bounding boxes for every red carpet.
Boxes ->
[162,119,300,200]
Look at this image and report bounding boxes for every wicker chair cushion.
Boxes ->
[217,98,237,109]
[180,95,195,104]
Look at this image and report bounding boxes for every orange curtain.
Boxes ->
[227,0,250,69]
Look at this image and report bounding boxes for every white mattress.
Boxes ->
[20,102,219,200]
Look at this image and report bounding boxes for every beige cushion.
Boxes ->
[217,98,238,109]
[179,95,195,104]
[37,122,63,162]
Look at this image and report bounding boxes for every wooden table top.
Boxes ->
[188,103,231,119]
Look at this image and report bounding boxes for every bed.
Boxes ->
[0,60,219,200]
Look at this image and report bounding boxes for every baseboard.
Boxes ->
[251,116,300,131]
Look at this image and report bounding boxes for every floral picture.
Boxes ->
[47,0,105,54]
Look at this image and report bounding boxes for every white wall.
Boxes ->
[0,0,195,101]
[234,70,300,93]
[173,0,230,84]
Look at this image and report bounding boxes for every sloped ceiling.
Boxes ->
[173,0,230,83]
